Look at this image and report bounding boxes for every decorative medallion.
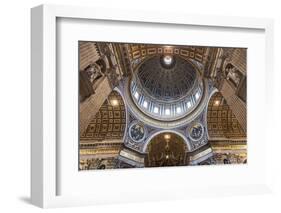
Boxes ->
[129,122,146,142]
[189,123,204,141]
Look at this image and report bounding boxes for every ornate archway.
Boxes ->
[207,91,246,139]
[145,132,188,167]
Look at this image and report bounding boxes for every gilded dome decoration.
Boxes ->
[130,55,203,121]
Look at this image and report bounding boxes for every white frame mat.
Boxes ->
[31,4,274,208]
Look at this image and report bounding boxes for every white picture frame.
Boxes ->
[31,4,274,208]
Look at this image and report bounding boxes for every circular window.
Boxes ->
[163,55,173,65]
[189,123,204,141]
[129,123,146,142]
[160,55,176,68]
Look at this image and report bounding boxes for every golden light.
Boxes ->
[163,45,173,50]
[214,100,220,106]
[163,46,173,55]
[164,134,171,140]
[110,99,119,106]
[163,55,173,65]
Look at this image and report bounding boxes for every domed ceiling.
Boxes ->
[137,55,197,101]
[130,55,203,121]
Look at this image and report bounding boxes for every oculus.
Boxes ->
[160,55,176,68]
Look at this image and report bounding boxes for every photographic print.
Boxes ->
[79,42,247,170]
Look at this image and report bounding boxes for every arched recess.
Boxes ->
[79,90,127,170]
[80,90,126,141]
[206,91,246,139]
[143,130,191,153]
[144,132,188,167]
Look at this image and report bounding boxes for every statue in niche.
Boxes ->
[225,63,242,88]
[79,58,108,102]
[84,63,103,84]
[106,66,120,88]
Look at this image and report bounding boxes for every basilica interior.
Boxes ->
[79,42,247,170]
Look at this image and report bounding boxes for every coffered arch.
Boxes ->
[207,91,246,139]
[80,90,126,142]
[145,132,188,167]
[142,130,192,153]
